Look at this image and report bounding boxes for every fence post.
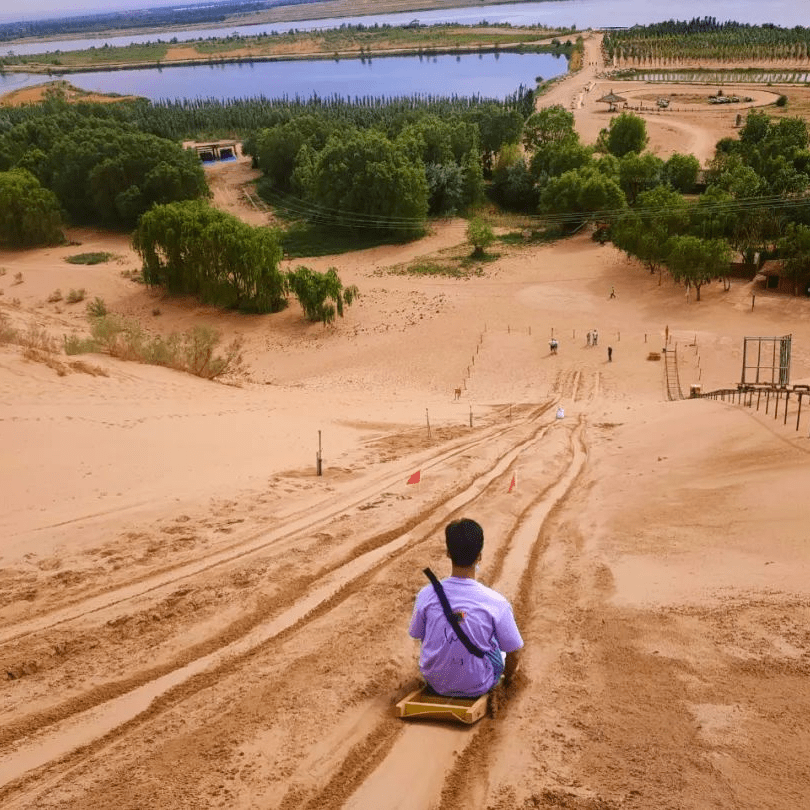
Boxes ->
[784,391,790,426]
[765,389,770,414]
[798,393,803,432]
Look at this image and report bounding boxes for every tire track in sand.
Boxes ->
[0,409,558,797]
[299,419,588,810]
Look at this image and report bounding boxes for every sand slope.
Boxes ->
[2,33,810,810]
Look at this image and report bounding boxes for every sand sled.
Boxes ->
[395,684,489,725]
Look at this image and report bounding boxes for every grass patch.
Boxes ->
[65,252,115,265]
[279,220,418,258]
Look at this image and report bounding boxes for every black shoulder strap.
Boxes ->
[423,568,485,658]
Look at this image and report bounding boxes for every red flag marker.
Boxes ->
[407,470,421,485]
[508,473,516,493]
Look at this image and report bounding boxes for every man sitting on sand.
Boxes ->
[408,518,523,698]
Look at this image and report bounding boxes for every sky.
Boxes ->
[0,0,207,23]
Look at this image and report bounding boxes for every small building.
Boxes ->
[193,141,238,162]
[759,260,810,296]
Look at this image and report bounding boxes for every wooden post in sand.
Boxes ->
[316,430,323,476]
[469,405,473,428]
[426,408,431,440]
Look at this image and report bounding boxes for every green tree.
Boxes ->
[664,235,732,301]
[133,200,285,312]
[254,115,335,191]
[618,152,664,205]
[285,266,359,326]
[599,112,649,158]
[539,168,625,231]
[612,185,689,282]
[491,154,538,212]
[522,105,576,151]
[778,223,810,296]
[663,152,700,193]
[309,129,428,235]
[466,217,495,257]
[0,168,63,247]
[530,137,593,180]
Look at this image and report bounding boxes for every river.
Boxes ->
[4,0,803,56]
[0,51,567,102]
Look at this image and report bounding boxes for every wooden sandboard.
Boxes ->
[395,685,489,725]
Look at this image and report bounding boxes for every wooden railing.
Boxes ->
[695,383,810,434]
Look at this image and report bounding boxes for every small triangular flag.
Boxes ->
[407,470,421,485]
[508,473,516,493]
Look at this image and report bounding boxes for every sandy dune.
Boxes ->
[2,33,810,810]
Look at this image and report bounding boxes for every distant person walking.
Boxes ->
[592,328,599,346]
[609,286,616,299]
[607,346,613,362]
[586,331,592,347]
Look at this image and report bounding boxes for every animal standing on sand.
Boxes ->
[549,339,558,355]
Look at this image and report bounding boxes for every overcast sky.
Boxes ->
[0,0,206,23]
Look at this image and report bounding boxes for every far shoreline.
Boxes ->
[1,0,562,49]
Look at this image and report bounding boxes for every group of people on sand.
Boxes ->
[586,328,599,346]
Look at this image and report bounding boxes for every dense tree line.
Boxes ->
[0,106,208,233]
[610,111,810,297]
[0,87,529,245]
[245,94,531,230]
[604,20,810,63]
[0,168,63,247]
[0,87,532,146]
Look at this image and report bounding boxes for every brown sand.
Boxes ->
[2,32,810,810]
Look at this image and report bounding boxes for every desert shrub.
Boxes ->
[86,296,107,318]
[466,217,495,257]
[0,312,17,344]
[776,95,788,107]
[22,346,67,375]
[12,272,23,285]
[178,326,245,378]
[64,334,97,355]
[19,322,58,353]
[68,360,109,377]
[47,289,63,303]
[65,252,114,265]
[68,314,244,379]
[65,288,86,304]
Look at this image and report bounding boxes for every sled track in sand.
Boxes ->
[1,375,594,807]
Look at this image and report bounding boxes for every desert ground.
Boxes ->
[2,32,810,810]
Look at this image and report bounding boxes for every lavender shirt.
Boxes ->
[408,576,523,698]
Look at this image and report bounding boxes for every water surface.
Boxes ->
[4,50,566,102]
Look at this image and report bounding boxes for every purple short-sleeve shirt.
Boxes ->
[408,576,523,698]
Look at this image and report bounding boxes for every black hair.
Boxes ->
[445,518,484,567]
